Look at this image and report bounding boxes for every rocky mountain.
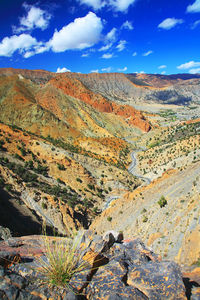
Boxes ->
[0,67,200,298]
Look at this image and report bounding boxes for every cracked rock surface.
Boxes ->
[0,231,199,299]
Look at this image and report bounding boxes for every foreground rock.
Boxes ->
[0,231,199,299]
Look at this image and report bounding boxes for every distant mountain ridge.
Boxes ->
[1,68,200,106]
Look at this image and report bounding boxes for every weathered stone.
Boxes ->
[0,283,19,300]
[0,226,12,241]
[0,265,5,276]
[191,287,200,300]
[6,238,24,248]
[127,260,186,299]
[0,233,188,299]
[103,231,124,243]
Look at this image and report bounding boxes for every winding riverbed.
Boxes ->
[104,149,151,210]
[128,150,151,185]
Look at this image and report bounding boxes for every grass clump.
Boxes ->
[37,231,89,289]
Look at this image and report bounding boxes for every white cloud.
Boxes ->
[187,0,200,13]
[102,53,113,59]
[161,71,166,75]
[81,53,89,57]
[132,51,137,56]
[13,4,51,33]
[49,12,103,52]
[191,20,200,29]
[177,61,200,69]
[116,40,127,51]
[101,67,112,72]
[106,28,117,42]
[91,69,99,73]
[109,0,136,12]
[0,34,37,57]
[158,18,184,30]
[189,68,200,74]
[158,65,167,69]
[56,67,71,73]
[140,71,145,74]
[79,0,136,12]
[98,43,113,51]
[118,66,127,71]
[143,50,153,56]
[121,20,133,30]
[79,0,106,10]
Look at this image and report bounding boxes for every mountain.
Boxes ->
[0,67,200,270]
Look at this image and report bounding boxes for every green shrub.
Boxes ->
[142,216,148,222]
[76,178,82,183]
[158,196,167,208]
[107,216,112,222]
[57,164,66,171]
[42,202,47,209]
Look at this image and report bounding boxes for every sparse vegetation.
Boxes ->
[158,196,167,208]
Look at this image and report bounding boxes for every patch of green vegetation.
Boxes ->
[57,163,66,171]
[158,195,167,208]
[142,216,148,222]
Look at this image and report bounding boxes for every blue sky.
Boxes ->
[0,0,200,74]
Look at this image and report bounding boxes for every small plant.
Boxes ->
[42,202,47,209]
[107,216,112,222]
[76,178,82,183]
[36,231,92,290]
[158,195,167,208]
[142,216,148,223]
[57,164,66,171]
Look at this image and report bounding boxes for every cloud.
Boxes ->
[116,40,127,51]
[0,33,37,57]
[98,43,113,51]
[177,61,200,69]
[158,18,184,30]
[106,28,117,42]
[161,71,166,75]
[158,65,167,69]
[102,67,112,72]
[91,69,99,73]
[101,53,113,59]
[121,20,133,30]
[143,50,153,56]
[118,66,127,71]
[79,0,106,10]
[187,0,200,13]
[81,53,89,57]
[79,0,136,12]
[191,20,200,29]
[56,67,71,73]
[189,68,200,74]
[132,51,137,56]
[109,0,136,12]
[13,4,51,33]
[49,12,103,52]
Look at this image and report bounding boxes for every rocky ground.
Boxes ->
[0,231,199,299]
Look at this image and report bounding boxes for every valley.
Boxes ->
[0,68,200,268]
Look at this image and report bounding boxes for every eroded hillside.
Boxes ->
[0,68,200,267]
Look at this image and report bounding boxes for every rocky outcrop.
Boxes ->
[0,231,196,299]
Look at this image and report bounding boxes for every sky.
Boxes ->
[0,0,200,75]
